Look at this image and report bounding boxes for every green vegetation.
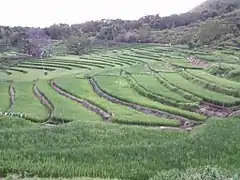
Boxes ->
[1,37,240,180]
[0,117,240,179]
[13,82,49,122]
[187,69,240,90]
[0,82,11,112]
[94,75,206,121]
[181,70,240,98]
[54,77,180,127]
[160,72,240,106]
[131,74,192,103]
[37,80,102,123]
[1,1,239,177]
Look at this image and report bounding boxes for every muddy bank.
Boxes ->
[187,56,211,68]
[198,102,235,118]
[9,83,15,111]
[228,109,240,117]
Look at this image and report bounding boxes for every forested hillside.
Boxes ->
[0,0,239,56]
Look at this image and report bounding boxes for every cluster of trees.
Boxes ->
[0,0,239,56]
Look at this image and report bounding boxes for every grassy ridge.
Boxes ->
[19,63,72,70]
[181,70,240,98]
[94,76,206,121]
[23,61,92,70]
[160,72,240,106]
[132,74,192,103]
[126,75,200,110]
[15,65,56,71]
[187,69,240,90]
[13,82,49,122]
[37,80,102,122]
[54,77,180,127]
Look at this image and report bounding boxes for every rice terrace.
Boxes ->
[1,0,240,179]
[0,43,240,180]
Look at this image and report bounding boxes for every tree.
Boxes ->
[198,19,230,45]
[66,36,92,55]
[188,42,195,49]
[21,28,52,57]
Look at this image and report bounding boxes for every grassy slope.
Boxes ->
[0,117,240,179]
[0,82,10,112]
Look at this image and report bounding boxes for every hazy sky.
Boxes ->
[1,0,205,27]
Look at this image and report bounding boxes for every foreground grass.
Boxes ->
[0,117,240,179]
[5,166,240,180]
[0,82,10,112]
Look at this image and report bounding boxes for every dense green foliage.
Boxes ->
[0,42,240,180]
[0,117,240,179]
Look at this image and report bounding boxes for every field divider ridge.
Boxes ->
[33,80,55,124]
[50,79,111,121]
[8,82,15,111]
[181,70,240,98]
[89,77,203,128]
[124,72,199,111]
[155,74,202,102]
[159,73,240,107]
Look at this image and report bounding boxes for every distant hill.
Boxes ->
[148,0,240,47]
[191,0,240,13]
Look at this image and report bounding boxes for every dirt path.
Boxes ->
[50,80,111,122]
[89,78,203,129]
[8,82,15,111]
[187,56,211,68]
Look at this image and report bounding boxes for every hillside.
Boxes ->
[0,0,239,57]
[191,0,240,13]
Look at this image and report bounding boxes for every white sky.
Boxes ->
[1,0,205,27]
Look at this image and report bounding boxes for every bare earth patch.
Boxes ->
[197,102,234,118]
[187,56,211,68]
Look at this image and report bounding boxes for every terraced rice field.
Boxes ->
[0,44,240,179]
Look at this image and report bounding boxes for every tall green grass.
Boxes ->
[37,80,102,122]
[13,82,49,122]
[0,117,240,179]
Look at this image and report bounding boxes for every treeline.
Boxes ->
[0,0,239,56]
